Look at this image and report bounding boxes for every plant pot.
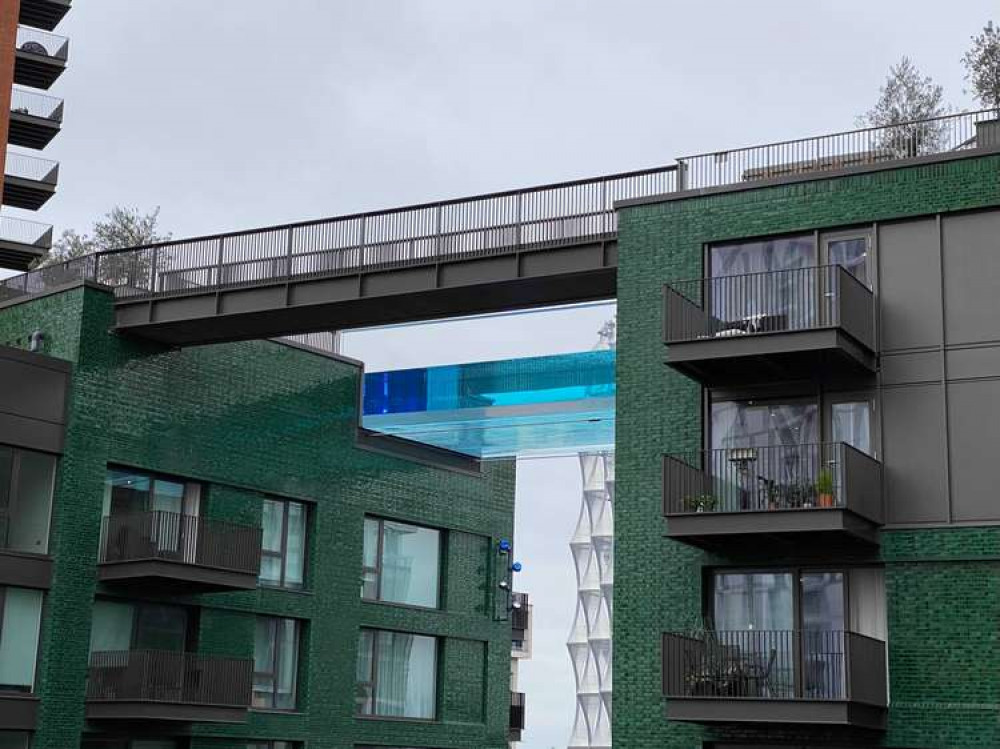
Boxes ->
[768,501,778,511]
[818,493,835,508]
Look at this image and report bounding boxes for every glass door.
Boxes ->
[800,572,846,698]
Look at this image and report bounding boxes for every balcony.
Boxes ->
[663,265,875,386]
[3,151,58,210]
[663,629,887,729]
[98,510,262,592]
[0,216,52,271]
[19,0,71,31]
[510,691,526,741]
[14,26,68,89]
[9,88,62,149]
[85,649,253,723]
[664,443,882,550]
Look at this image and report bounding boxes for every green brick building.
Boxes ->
[614,143,1000,749]
[0,283,516,749]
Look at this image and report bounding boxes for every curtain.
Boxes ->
[260,500,285,585]
[832,401,872,455]
[710,236,817,329]
[284,502,306,587]
[0,588,43,689]
[374,631,436,718]
[849,568,886,640]
[380,522,440,607]
[361,517,380,599]
[827,237,869,285]
[275,618,298,709]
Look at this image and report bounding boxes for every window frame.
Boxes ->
[246,743,302,749]
[361,516,443,610]
[0,585,44,694]
[259,498,308,590]
[356,627,439,721]
[252,615,301,712]
[0,444,57,556]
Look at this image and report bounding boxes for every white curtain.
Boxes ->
[0,588,43,688]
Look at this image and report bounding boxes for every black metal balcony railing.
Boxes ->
[15,26,69,60]
[0,109,998,307]
[86,649,253,708]
[10,87,63,122]
[511,592,530,632]
[663,265,874,350]
[99,510,262,575]
[663,442,881,519]
[510,691,526,732]
[676,109,999,190]
[0,216,52,248]
[663,629,887,705]
[5,151,59,184]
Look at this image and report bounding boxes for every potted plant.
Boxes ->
[816,470,836,508]
[684,494,718,513]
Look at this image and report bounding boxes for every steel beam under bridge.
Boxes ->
[114,237,618,345]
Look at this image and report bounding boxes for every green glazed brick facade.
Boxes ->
[0,284,515,749]
[613,153,1000,749]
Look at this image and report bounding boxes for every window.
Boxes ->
[101,468,201,561]
[88,600,190,653]
[710,568,885,699]
[248,743,301,749]
[0,446,56,555]
[260,499,306,589]
[0,586,43,692]
[356,629,437,719]
[361,517,441,608]
[0,732,30,749]
[253,616,300,710]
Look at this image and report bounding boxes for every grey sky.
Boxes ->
[12,3,999,747]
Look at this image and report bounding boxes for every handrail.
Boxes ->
[1,109,999,307]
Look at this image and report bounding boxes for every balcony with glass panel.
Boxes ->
[3,151,58,211]
[97,469,262,592]
[9,88,63,150]
[0,216,53,270]
[663,442,883,549]
[663,235,876,386]
[14,26,68,89]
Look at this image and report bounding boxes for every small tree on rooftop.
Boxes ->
[858,57,949,158]
[33,206,170,289]
[962,21,1000,111]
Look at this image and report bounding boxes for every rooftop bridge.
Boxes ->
[1,110,995,345]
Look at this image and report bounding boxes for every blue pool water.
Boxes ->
[362,350,615,458]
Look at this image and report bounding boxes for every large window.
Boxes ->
[88,600,190,653]
[253,616,300,710]
[0,446,56,555]
[361,517,441,608]
[260,499,306,589]
[0,587,43,692]
[356,629,437,719]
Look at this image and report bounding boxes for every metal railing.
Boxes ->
[99,510,262,575]
[0,109,998,309]
[510,691,526,731]
[86,649,253,707]
[0,216,52,248]
[15,25,69,60]
[663,442,882,519]
[676,109,1000,190]
[664,265,874,350]
[4,150,59,183]
[662,629,886,704]
[10,87,63,122]
[0,165,676,303]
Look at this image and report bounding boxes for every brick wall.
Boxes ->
[0,284,515,749]
[613,153,1000,749]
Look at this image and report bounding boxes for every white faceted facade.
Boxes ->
[567,451,614,749]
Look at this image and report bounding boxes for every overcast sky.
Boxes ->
[13,2,999,747]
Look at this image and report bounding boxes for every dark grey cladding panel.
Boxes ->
[877,218,942,352]
[0,345,70,453]
[947,379,1000,522]
[942,210,1000,345]
[880,350,942,386]
[882,384,948,524]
